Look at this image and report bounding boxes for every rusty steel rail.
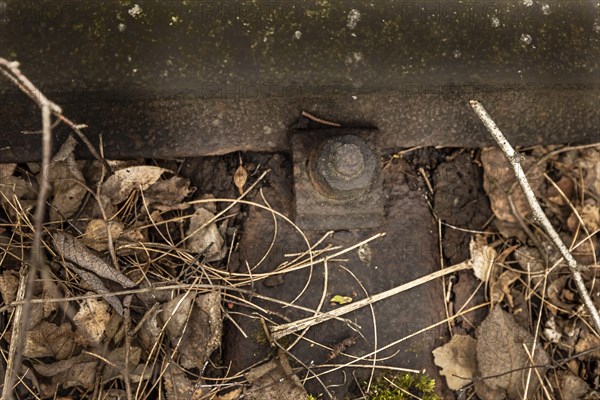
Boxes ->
[0,1,598,162]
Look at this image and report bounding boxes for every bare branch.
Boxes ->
[469,99,600,333]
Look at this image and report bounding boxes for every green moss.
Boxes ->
[364,372,439,400]
[252,329,269,346]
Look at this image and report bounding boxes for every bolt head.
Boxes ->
[311,135,377,198]
[332,143,365,177]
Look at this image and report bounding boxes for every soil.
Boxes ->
[179,147,491,399]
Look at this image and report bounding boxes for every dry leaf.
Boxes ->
[33,354,98,390]
[547,176,575,206]
[470,236,497,282]
[48,136,87,220]
[102,165,167,204]
[144,176,194,211]
[214,389,242,400]
[82,219,124,251]
[233,165,248,195]
[163,363,204,400]
[160,292,222,370]
[53,231,135,289]
[481,148,546,224]
[67,262,125,316]
[102,346,142,381]
[243,351,308,400]
[575,328,600,359]
[21,321,76,360]
[0,270,19,303]
[73,297,111,345]
[185,207,225,261]
[432,334,477,390]
[491,270,519,307]
[476,307,550,399]
[567,203,600,233]
[553,371,590,400]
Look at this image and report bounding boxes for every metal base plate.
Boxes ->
[291,129,383,231]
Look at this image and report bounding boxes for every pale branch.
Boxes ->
[0,58,111,172]
[270,262,471,340]
[469,99,600,333]
[0,87,52,400]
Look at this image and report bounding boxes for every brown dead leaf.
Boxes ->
[66,262,125,316]
[21,321,76,360]
[138,305,162,352]
[0,173,36,212]
[214,389,242,400]
[233,165,248,195]
[470,236,497,283]
[163,363,204,400]
[82,219,124,251]
[33,353,98,390]
[102,165,167,204]
[53,231,135,289]
[160,292,222,370]
[481,147,546,224]
[575,328,600,359]
[0,270,19,303]
[102,346,142,381]
[48,136,87,220]
[567,203,600,234]
[185,207,225,261]
[243,350,308,400]
[491,270,519,307]
[514,247,545,287]
[0,163,16,178]
[432,334,477,390]
[553,371,590,400]
[73,297,111,345]
[144,176,194,211]
[547,176,575,206]
[476,307,550,399]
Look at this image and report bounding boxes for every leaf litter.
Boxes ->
[0,142,316,399]
[432,144,600,399]
[1,133,599,399]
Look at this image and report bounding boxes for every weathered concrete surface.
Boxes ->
[0,1,598,162]
[219,154,449,399]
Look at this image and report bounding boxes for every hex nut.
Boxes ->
[310,135,377,198]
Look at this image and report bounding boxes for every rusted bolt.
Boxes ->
[332,143,365,177]
[309,135,377,199]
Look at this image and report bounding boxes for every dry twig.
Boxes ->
[0,59,55,400]
[469,99,600,333]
